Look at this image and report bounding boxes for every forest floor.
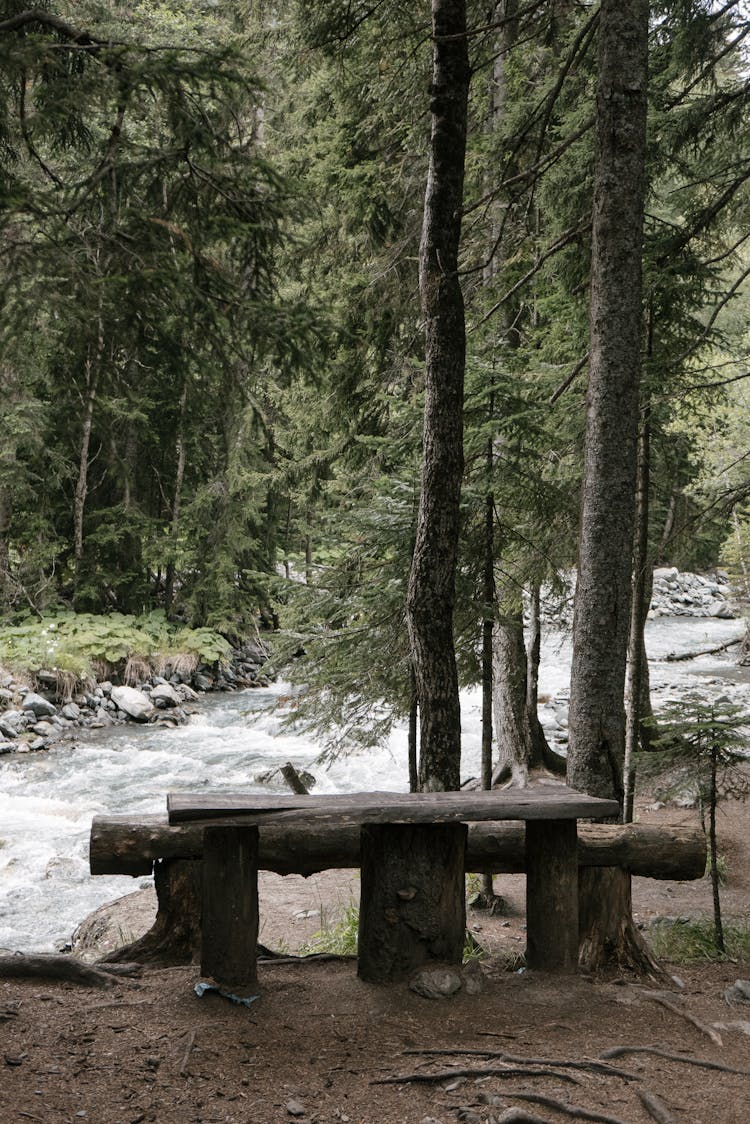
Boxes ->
[1,787,749,1124]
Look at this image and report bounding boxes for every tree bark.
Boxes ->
[624,406,651,822]
[165,381,188,616]
[568,0,648,802]
[492,600,533,785]
[526,583,565,775]
[101,858,202,965]
[406,0,470,793]
[566,0,651,973]
[73,349,97,581]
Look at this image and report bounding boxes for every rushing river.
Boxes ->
[1,615,747,952]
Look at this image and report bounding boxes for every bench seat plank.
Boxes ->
[167,786,619,827]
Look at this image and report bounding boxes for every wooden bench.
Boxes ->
[90,790,706,989]
[161,786,623,990]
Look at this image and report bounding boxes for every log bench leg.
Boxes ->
[358,823,467,983]
[525,819,578,973]
[201,825,259,994]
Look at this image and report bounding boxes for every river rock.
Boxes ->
[0,710,27,736]
[32,720,57,738]
[61,702,81,721]
[22,692,57,718]
[0,687,14,703]
[110,685,155,722]
[150,682,181,708]
[0,741,15,755]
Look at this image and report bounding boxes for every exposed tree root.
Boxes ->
[642,990,723,1046]
[475,1090,629,1123]
[637,1088,676,1124]
[600,1044,750,1076]
[402,1048,637,1081]
[371,1065,579,1086]
[0,954,135,989]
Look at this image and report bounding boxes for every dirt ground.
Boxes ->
[1,791,749,1124]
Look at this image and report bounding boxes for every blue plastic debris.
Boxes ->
[194,981,260,1007]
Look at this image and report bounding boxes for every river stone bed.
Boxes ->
[0,638,271,755]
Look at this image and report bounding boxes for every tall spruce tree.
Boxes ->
[566,0,657,973]
[406,0,471,792]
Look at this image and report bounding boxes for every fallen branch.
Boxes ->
[664,638,741,662]
[371,1065,579,1086]
[637,1089,676,1124]
[0,954,128,989]
[402,1048,637,1081]
[643,991,723,1046]
[600,1045,750,1076]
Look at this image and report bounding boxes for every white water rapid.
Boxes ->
[1,615,747,953]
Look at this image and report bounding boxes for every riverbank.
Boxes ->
[0,634,272,756]
[3,781,750,1124]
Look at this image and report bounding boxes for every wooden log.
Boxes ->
[201,825,259,993]
[358,823,467,982]
[90,814,706,881]
[280,762,311,795]
[525,820,578,973]
[167,786,620,826]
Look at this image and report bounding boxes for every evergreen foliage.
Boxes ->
[2,1,750,779]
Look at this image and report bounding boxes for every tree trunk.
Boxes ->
[567,0,651,973]
[406,0,470,793]
[492,600,533,785]
[0,480,11,604]
[624,406,651,822]
[577,866,661,976]
[101,858,202,965]
[527,583,566,775]
[408,666,419,793]
[73,350,97,587]
[708,733,725,953]
[481,461,496,898]
[165,382,188,616]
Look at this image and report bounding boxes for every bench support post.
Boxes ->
[358,823,467,983]
[525,819,578,973]
[201,825,259,993]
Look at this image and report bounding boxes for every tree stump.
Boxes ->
[201,825,259,993]
[358,823,467,982]
[101,857,202,965]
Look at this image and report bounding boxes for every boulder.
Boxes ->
[22,692,57,718]
[0,710,27,737]
[61,702,81,721]
[110,686,155,723]
[150,683,181,708]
